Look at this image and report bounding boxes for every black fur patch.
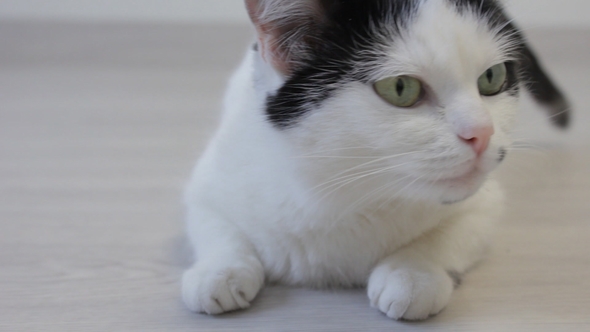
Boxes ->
[266,0,419,128]
[519,45,571,128]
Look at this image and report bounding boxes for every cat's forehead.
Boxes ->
[372,0,517,79]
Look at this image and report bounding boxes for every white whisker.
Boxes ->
[310,150,426,191]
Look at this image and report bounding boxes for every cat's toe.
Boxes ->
[182,263,264,315]
[368,262,453,320]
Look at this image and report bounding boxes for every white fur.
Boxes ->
[183,1,516,320]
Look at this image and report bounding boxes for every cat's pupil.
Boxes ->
[396,79,405,96]
[486,69,494,84]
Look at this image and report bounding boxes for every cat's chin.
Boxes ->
[437,185,483,205]
[441,194,476,205]
[417,169,489,205]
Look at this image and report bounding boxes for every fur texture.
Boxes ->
[182,0,569,320]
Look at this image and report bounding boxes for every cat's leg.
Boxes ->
[182,207,265,315]
[368,183,503,320]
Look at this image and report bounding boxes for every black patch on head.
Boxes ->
[266,0,419,128]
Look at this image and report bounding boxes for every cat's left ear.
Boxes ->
[245,0,329,75]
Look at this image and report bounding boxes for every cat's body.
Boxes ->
[182,0,569,320]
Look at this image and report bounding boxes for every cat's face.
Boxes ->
[287,1,518,204]
[246,0,553,204]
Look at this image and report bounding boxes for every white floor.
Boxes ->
[1,22,589,331]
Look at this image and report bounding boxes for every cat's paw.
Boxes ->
[367,258,453,321]
[182,261,264,315]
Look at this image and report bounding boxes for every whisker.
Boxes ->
[315,150,474,201]
[313,161,417,203]
[295,155,385,160]
[374,174,419,211]
[310,150,427,191]
[338,173,414,219]
[295,145,377,156]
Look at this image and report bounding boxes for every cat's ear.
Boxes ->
[245,0,328,75]
[519,42,571,128]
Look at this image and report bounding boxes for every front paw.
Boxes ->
[367,258,453,320]
[182,260,264,315]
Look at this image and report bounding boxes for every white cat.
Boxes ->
[182,0,569,320]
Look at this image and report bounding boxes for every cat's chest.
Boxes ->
[252,205,443,287]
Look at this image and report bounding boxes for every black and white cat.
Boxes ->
[182,0,570,320]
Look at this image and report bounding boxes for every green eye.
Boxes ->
[374,76,423,108]
[478,63,507,96]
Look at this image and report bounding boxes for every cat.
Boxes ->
[182,0,570,321]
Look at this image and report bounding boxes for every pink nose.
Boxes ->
[459,125,494,156]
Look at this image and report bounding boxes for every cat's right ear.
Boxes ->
[245,0,327,75]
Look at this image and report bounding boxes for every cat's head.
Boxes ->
[246,0,570,204]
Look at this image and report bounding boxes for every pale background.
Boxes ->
[1,1,589,331]
[0,0,589,28]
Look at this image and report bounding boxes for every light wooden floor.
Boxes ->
[1,22,589,331]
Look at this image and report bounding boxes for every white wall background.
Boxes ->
[0,0,588,28]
